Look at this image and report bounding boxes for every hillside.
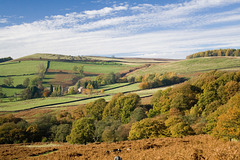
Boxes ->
[0,135,239,160]
[128,57,240,77]
[0,53,240,160]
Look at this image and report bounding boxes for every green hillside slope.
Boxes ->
[128,57,240,77]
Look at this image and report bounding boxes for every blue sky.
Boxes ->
[1,0,240,59]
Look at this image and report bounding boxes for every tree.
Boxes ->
[33,114,58,141]
[101,127,115,142]
[26,124,40,142]
[0,87,6,98]
[115,123,132,141]
[68,87,76,95]
[213,106,240,140]
[73,65,84,77]
[73,65,78,72]
[43,88,51,97]
[117,93,141,123]
[0,123,26,144]
[165,115,194,137]
[50,84,53,94]
[67,117,95,144]
[3,77,14,87]
[50,124,72,142]
[212,93,240,140]
[23,78,30,87]
[104,72,115,84]
[130,107,147,122]
[233,49,240,56]
[94,116,121,142]
[128,118,169,140]
[86,98,107,120]
[102,93,124,120]
[37,63,46,79]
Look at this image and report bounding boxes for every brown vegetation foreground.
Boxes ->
[1,135,239,160]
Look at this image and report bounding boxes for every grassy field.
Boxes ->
[0,60,47,76]
[0,60,47,96]
[133,86,171,97]
[49,61,131,74]
[129,57,240,77]
[0,82,172,111]
[0,75,35,86]
[103,83,140,94]
[98,83,129,90]
[0,97,77,111]
[1,88,24,97]
[2,55,240,112]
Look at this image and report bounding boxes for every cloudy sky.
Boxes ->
[0,0,240,59]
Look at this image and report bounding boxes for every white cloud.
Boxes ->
[83,5,128,18]
[0,0,240,59]
[0,18,7,24]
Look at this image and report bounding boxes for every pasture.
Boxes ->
[129,57,240,77]
[49,61,131,74]
[0,60,47,76]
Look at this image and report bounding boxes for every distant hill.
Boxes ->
[186,49,240,59]
[15,53,180,64]
[15,53,94,62]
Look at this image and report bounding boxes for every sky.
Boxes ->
[1,0,240,59]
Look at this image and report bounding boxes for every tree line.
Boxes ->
[186,49,240,59]
[0,57,13,63]
[137,72,186,89]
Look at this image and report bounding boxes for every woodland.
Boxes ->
[1,70,240,144]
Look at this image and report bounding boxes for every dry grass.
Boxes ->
[0,135,239,160]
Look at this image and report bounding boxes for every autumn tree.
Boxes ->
[212,93,240,140]
[165,114,194,137]
[86,98,107,121]
[117,93,141,123]
[102,93,124,120]
[67,117,95,144]
[128,118,169,140]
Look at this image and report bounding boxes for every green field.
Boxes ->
[0,83,171,111]
[2,54,240,112]
[0,60,47,76]
[133,86,171,97]
[0,75,35,87]
[103,83,140,94]
[98,83,129,90]
[0,97,77,111]
[49,61,131,74]
[1,88,24,97]
[0,60,47,97]
[129,57,240,76]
